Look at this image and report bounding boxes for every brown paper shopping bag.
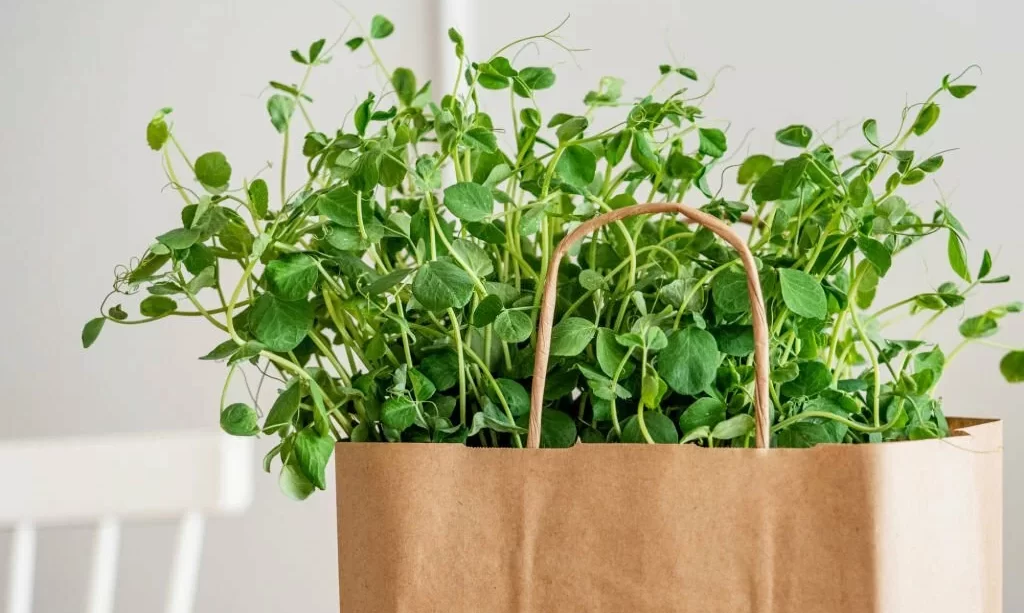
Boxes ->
[335,203,1003,613]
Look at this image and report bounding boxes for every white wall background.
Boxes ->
[0,0,1020,610]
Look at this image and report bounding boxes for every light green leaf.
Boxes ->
[146,118,169,151]
[264,382,301,433]
[156,227,200,251]
[391,67,416,106]
[491,378,530,417]
[451,238,494,278]
[596,328,630,377]
[775,124,813,147]
[369,15,394,39]
[195,151,232,189]
[778,268,827,319]
[248,179,269,217]
[382,397,417,431]
[856,236,892,276]
[698,127,727,158]
[140,295,177,317]
[712,268,750,314]
[220,403,259,436]
[412,260,475,312]
[711,414,755,440]
[279,464,315,501]
[737,154,773,185]
[678,397,726,434]
[444,182,494,222]
[549,317,597,357]
[267,94,295,133]
[947,230,971,282]
[780,360,832,397]
[657,327,720,395]
[911,103,940,136]
[775,421,832,448]
[621,412,678,444]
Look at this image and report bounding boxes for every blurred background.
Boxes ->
[0,0,1019,610]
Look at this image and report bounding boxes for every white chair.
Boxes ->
[0,432,253,613]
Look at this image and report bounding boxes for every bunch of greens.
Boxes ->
[83,15,1022,499]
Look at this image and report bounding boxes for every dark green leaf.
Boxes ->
[698,128,727,158]
[856,236,892,276]
[737,154,773,185]
[678,397,726,434]
[81,318,105,348]
[776,421,832,448]
[264,382,301,433]
[265,253,319,301]
[156,227,200,251]
[780,360,832,398]
[494,310,533,343]
[555,144,597,189]
[249,294,314,352]
[472,295,504,327]
[621,412,678,444]
[911,103,940,136]
[140,295,177,317]
[294,427,333,489]
[248,179,269,217]
[391,68,416,106]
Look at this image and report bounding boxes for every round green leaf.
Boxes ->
[443,182,494,222]
[494,310,532,343]
[780,360,832,398]
[1000,351,1024,383]
[737,154,773,185]
[146,118,169,151]
[140,295,177,317]
[657,327,720,396]
[267,94,295,133]
[81,317,105,348]
[712,268,750,314]
[220,402,259,436]
[369,14,394,39]
[535,409,577,448]
[412,260,475,312]
[778,268,827,320]
[549,317,597,357]
[249,294,314,352]
[265,253,319,301]
[419,350,460,391]
[195,151,232,188]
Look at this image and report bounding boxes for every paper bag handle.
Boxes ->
[527,203,770,449]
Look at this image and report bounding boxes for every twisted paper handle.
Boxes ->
[527,203,770,449]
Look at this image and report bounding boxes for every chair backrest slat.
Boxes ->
[86,518,121,613]
[164,513,205,613]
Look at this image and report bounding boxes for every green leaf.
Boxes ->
[775,124,813,147]
[369,15,394,38]
[408,367,436,401]
[366,267,414,295]
[294,427,333,489]
[711,268,750,314]
[549,317,597,357]
[199,339,239,361]
[778,268,827,320]
[249,294,314,352]
[491,379,530,417]
[462,126,497,153]
[472,295,504,327]
[596,328,628,377]
[248,179,269,217]
[265,253,318,301]
[451,239,494,278]
[555,116,588,143]
[711,414,754,440]
[947,230,971,282]
[775,421,832,448]
[911,103,940,136]
[279,464,315,501]
[918,155,944,173]
[947,84,976,99]
[621,412,678,444]
[140,295,177,317]
[1000,351,1024,383]
[630,131,660,175]
[391,68,416,106]
[862,119,879,146]
[264,382,301,433]
[534,410,577,448]
[345,37,364,51]
[195,152,232,189]
[555,144,597,189]
[412,260,475,312]
[737,154,773,185]
[494,310,533,343]
[579,270,607,292]
[959,315,997,339]
[419,350,459,391]
[156,227,200,250]
[513,66,556,97]
[444,182,494,222]
[382,397,417,432]
[267,94,295,133]
[678,397,726,434]
[657,327,720,396]
[146,118,169,151]
[780,360,832,397]
[979,249,993,279]
[698,128,727,158]
[856,236,892,276]
[220,403,259,436]
[81,318,105,348]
